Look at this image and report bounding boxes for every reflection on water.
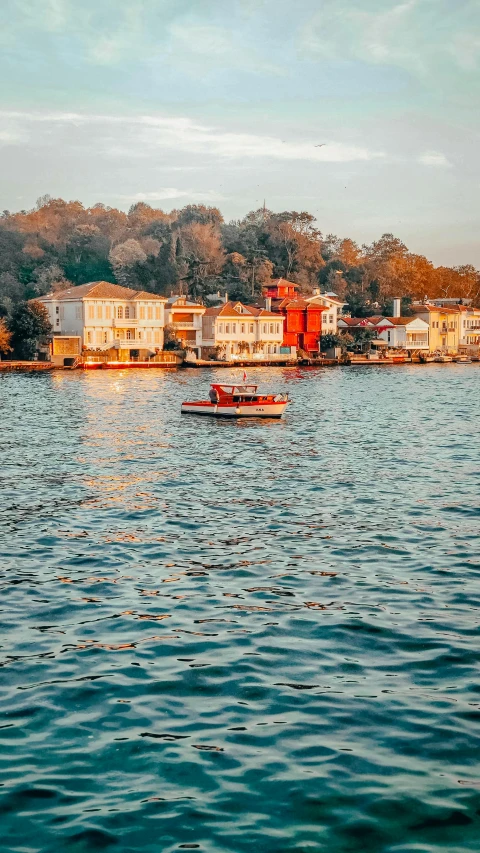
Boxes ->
[1,366,480,853]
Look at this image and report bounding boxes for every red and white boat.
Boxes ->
[181,383,289,418]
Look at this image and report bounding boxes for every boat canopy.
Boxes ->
[211,384,258,396]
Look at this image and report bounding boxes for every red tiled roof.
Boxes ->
[204,301,281,319]
[40,281,166,301]
[384,316,425,325]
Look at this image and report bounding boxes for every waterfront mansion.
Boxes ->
[37,282,167,353]
[202,301,287,360]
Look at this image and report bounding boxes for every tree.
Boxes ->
[32,264,71,296]
[0,319,12,356]
[109,239,147,288]
[320,333,348,352]
[8,301,52,360]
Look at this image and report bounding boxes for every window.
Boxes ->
[154,331,161,344]
[103,332,108,343]
[225,324,230,333]
[249,324,254,334]
[147,306,153,320]
[155,307,161,320]
[241,324,245,334]
[329,314,334,324]
[55,306,59,314]
[263,324,267,334]
[138,331,142,340]
[125,306,130,319]
[56,318,60,327]
[126,330,132,340]
[269,323,273,334]
[232,323,236,333]
[87,331,92,344]
[387,331,391,342]
[88,305,95,319]
[218,323,224,333]
[75,305,82,319]
[276,324,280,334]
[273,345,277,354]
[139,306,145,320]
[105,305,111,319]
[117,306,123,319]
[97,305,102,319]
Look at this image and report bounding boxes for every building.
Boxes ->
[307,290,347,335]
[261,279,329,353]
[412,304,460,353]
[264,278,299,300]
[201,301,286,360]
[276,298,325,353]
[37,281,167,358]
[164,296,205,355]
[376,317,430,350]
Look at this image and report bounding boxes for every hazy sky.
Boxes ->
[1,0,479,265]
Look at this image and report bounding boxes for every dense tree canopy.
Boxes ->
[1,198,478,316]
[7,300,52,360]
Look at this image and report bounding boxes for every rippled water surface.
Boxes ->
[1,366,479,853]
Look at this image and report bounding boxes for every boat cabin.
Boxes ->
[209,383,260,402]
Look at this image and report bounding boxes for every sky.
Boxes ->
[0,0,479,265]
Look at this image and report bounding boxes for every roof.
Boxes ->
[338,317,375,327]
[384,316,426,325]
[166,295,203,307]
[308,292,346,306]
[276,297,326,311]
[204,301,283,319]
[40,281,166,301]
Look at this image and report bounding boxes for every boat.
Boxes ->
[181,383,289,418]
[434,354,453,363]
[419,353,436,363]
[454,355,472,363]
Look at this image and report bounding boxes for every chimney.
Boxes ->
[393,297,401,318]
[224,292,228,304]
[265,296,272,311]
[313,287,320,296]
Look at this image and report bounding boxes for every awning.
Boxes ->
[371,339,388,346]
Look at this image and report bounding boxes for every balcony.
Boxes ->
[171,322,197,330]
[406,338,429,349]
[113,339,156,349]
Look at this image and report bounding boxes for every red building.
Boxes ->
[263,279,326,354]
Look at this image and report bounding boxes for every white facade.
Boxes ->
[307,291,346,334]
[164,296,205,352]
[377,317,430,350]
[37,282,167,352]
[458,308,480,346]
[202,302,286,360]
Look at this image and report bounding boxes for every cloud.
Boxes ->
[0,110,385,163]
[300,0,480,77]
[166,20,283,76]
[418,151,451,167]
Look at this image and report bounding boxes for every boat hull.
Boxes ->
[181,401,288,418]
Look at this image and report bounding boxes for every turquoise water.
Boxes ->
[1,366,479,853]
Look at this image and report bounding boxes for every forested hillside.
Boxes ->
[1,196,478,317]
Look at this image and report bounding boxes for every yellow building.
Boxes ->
[413,305,460,353]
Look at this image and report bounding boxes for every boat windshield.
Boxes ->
[214,385,258,395]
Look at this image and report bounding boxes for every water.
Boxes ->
[1,365,479,853]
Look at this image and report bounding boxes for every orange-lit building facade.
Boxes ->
[263,279,326,353]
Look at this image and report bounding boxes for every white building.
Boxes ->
[307,290,346,334]
[37,281,167,356]
[202,301,286,360]
[376,316,430,350]
[164,296,206,354]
